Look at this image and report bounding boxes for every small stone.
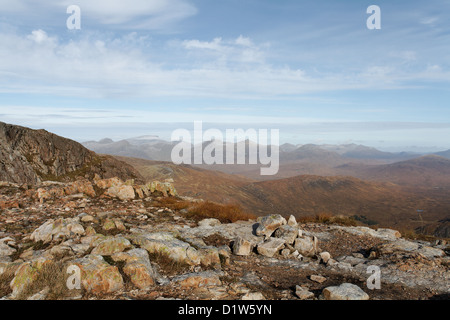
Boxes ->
[241,292,266,300]
[310,275,327,284]
[81,215,94,223]
[287,215,298,227]
[319,252,331,264]
[233,237,253,256]
[295,285,314,300]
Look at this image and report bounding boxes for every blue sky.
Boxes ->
[0,0,449,151]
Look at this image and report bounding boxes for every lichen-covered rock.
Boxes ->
[146,181,178,197]
[10,258,53,299]
[63,180,96,197]
[129,234,201,266]
[91,237,132,256]
[71,255,124,295]
[112,248,155,290]
[30,218,85,244]
[104,184,136,201]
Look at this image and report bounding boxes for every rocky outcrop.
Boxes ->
[0,181,448,300]
[0,121,143,185]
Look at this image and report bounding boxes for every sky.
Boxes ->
[0,0,449,151]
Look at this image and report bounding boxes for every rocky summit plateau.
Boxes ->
[0,177,448,300]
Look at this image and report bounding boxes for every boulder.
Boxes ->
[257,238,286,258]
[232,237,254,256]
[321,283,369,300]
[255,215,287,239]
[294,236,318,257]
[287,215,298,227]
[112,248,155,290]
[198,218,222,228]
[30,218,85,244]
[129,234,201,266]
[273,225,298,244]
[71,255,124,295]
[0,238,16,257]
[91,237,132,256]
[64,180,96,198]
[104,184,135,201]
[10,258,53,299]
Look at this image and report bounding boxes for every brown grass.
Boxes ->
[147,251,191,277]
[152,197,191,211]
[185,201,256,223]
[400,229,441,242]
[0,266,17,297]
[297,213,359,227]
[16,261,81,300]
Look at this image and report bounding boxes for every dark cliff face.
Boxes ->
[0,122,144,185]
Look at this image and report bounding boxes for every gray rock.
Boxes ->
[295,285,315,300]
[294,236,318,257]
[287,215,298,227]
[241,292,266,300]
[256,215,287,239]
[321,283,369,300]
[257,238,286,257]
[198,218,222,228]
[233,237,254,256]
[0,238,16,257]
[273,225,298,244]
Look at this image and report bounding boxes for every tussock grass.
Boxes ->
[147,251,191,277]
[152,197,191,211]
[0,266,17,297]
[17,261,81,300]
[298,213,359,227]
[185,201,256,223]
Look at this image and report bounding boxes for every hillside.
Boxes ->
[335,155,450,187]
[235,175,448,231]
[0,122,143,185]
[115,156,254,204]
[117,156,450,235]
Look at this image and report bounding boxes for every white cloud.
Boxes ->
[183,38,224,51]
[420,16,439,25]
[0,0,197,30]
[0,29,449,101]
